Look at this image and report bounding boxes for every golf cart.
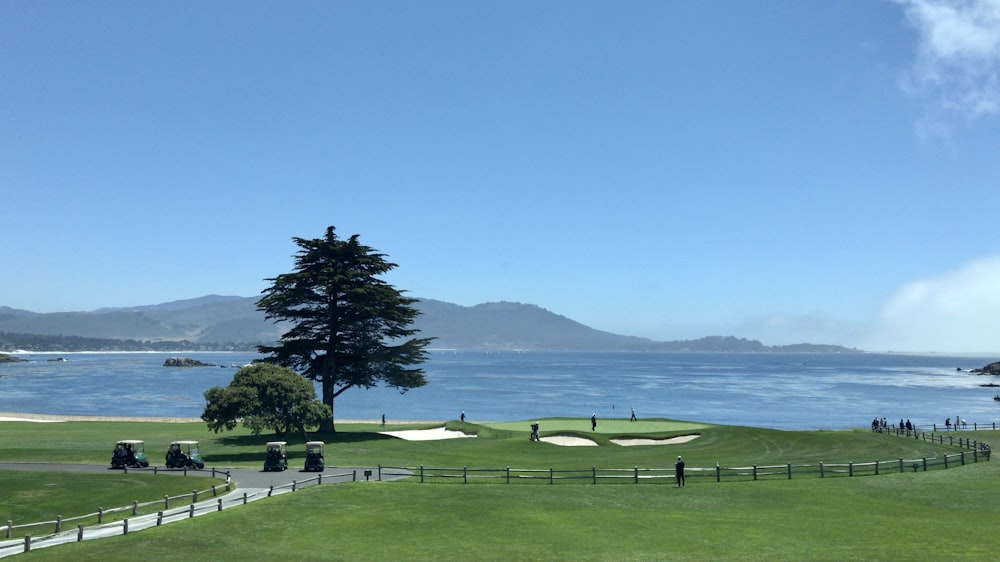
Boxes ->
[165,440,205,469]
[111,439,149,469]
[304,441,325,472]
[264,441,288,472]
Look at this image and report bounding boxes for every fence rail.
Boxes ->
[1,468,368,557]
[377,431,991,486]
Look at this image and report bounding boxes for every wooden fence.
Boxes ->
[376,432,991,485]
[1,468,363,556]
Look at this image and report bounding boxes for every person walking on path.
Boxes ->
[591,413,597,431]
[675,455,685,488]
[460,411,466,422]
[381,414,386,427]
[630,407,637,422]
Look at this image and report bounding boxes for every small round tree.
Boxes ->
[202,363,330,440]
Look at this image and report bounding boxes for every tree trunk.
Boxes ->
[320,383,336,434]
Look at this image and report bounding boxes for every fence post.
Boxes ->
[875,460,879,476]
[820,462,824,478]
[464,466,468,484]
[23,535,30,553]
[77,524,83,542]
[242,492,248,505]
[268,485,274,497]
[420,465,424,483]
[634,466,639,484]
[352,470,356,482]
[716,462,721,482]
[787,463,792,479]
[98,507,103,524]
[157,512,163,526]
[549,467,554,485]
[944,454,949,469]
[923,457,927,471]
[753,465,757,481]
[899,458,904,473]
[292,480,298,492]
[217,499,223,512]
[188,504,195,518]
[132,500,138,516]
[592,466,596,485]
[212,484,217,497]
[318,473,323,485]
[153,466,158,475]
[123,518,129,535]
[164,495,169,510]
[6,519,11,538]
[849,462,853,477]
[506,466,510,484]
[193,490,198,503]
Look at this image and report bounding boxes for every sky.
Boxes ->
[2,1,999,354]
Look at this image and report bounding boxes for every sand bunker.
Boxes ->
[610,435,701,446]
[0,416,64,423]
[379,427,476,441]
[539,435,598,447]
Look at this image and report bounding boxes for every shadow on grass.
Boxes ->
[216,431,397,448]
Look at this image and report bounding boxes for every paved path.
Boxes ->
[0,462,410,558]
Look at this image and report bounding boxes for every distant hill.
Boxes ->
[0,296,859,353]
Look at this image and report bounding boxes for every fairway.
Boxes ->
[3,417,998,560]
[484,417,709,434]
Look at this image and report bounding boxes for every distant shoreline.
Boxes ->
[0,412,442,424]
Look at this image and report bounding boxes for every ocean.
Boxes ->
[1,351,998,430]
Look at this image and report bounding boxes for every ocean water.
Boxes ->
[1,351,998,430]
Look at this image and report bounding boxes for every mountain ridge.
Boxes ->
[0,296,859,353]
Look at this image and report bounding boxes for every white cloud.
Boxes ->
[897,0,1000,130]
[864,256,1000,353]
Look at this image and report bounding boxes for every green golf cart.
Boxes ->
[304,441,325,472]
[110,439,149,469]
[165,440,205,469]
[264,441,288,471]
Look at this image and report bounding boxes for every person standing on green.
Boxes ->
[675,455,685,488]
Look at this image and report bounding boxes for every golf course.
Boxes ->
[2,416,998,560]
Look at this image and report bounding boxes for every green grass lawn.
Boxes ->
[0,470,222,537]
[3,417,998,560]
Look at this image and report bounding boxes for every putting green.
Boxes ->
[484,418,709,434]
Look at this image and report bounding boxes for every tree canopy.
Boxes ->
[201,363,329,439]
[257,226,434,432]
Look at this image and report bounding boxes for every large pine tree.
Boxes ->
[257,226,433,433]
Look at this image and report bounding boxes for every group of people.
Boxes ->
[870,417,916,433]
[944,416,968,430]
[113,443,136,464]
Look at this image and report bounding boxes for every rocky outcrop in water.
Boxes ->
[0,353,25,363]
[163,357,215,367]
[972,361,1000,375]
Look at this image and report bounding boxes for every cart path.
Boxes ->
[0,462,411,559]
[0,462,408,487]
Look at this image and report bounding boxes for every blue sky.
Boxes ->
[2,1,999,353]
